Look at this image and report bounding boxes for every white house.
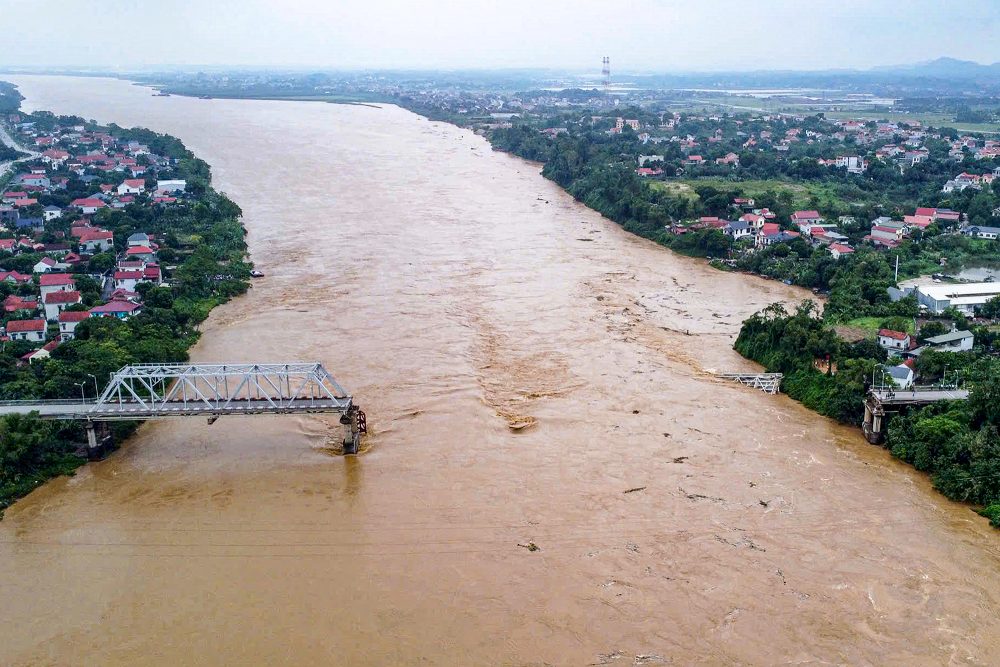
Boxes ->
[33,257,59,274]
[884,363,915,389]
[43,290,82,321]
[828,243,855,259]
[156,179,186,194]
[923,330,974,352]
[42,205,62,221]
[114,269,143,291]
[71,198,107,214]
[79,229,114,253]
[5,319,46,343]
[127,232,150,247]
[877,328,911,352]
[963,226,1000,240]
[39,273,76,298]
[723,220,753,241]
[58,310,90,341]
[22,340,60,364]
[117,178,146,195]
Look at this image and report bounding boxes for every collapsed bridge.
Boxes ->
[0,362,367,455]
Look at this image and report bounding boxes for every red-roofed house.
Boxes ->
[790,210,823,226]
[58,310,90,340]
[71,198,107,214]
[903,215,934,228]
[828,243,855,259]
[6,318,46,343]
[90,299,142,319]
[142,264,162,284]
[43,290,82,321]
[878,329,911,352]
[21,339,60,364]
[125,245,156,261]
[39,272,76,297]
[78,229,114,252]
[4,295,37,313]
[117,179,146,195]
[114,270,144,291]
[0,270,32,284]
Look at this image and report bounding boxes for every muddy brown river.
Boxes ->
[1,76,998,666]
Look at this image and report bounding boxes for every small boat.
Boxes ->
[250,270,265,278]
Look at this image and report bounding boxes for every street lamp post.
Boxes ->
[74,381,86,405]
[87,373,99,399]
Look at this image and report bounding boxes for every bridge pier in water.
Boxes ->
[340,405,367,455]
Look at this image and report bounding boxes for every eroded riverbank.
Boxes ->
[1,76,998,666]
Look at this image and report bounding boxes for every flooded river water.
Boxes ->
[1,76,998,665]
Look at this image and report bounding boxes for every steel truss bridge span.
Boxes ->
[91,362,353,420]
[0,362,367,454]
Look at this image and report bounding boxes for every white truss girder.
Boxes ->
[716,372,783,395]
[87,362,353,419]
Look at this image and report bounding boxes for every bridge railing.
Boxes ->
[0,399,96,407]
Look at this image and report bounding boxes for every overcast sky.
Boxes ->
[4,0,1000,72]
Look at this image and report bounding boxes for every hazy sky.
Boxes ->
[4,0,1000,72]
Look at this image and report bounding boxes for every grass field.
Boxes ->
[843,316,915,334]
[821,110,1000,134]
[651,177,859,211]
[668,96,999,134]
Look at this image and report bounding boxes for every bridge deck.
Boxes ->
[0,398,352,421]
[871,389,969,406]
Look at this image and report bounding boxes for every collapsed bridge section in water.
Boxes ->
[0,362,367,455]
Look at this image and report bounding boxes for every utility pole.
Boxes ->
[894,254,899,283]
[602,56,610,95]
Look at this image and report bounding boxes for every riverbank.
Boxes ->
[0,86,252,513]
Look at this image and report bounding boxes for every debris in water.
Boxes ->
[681,487,724,503]
[632,409,640,414]
[759,499,769,507]
[623,486,646,494]
[671,456,688,464]
[517,542,540,552]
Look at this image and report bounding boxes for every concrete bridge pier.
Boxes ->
[862,398,884,445]
[84,422,114,461]
[340,405,367,455]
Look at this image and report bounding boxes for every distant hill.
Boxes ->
[872,57,1000,79]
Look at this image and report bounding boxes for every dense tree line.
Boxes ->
[735,301,1000,527]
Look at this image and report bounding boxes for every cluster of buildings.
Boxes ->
[2,227,160,363]
[0,115,184,362]
[941,168,1000,193]
[876,326,975,388]
[864,207,961,249]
